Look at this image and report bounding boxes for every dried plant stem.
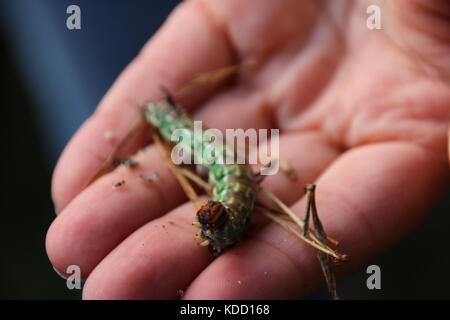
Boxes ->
[153,133,201,210]
[257,206,341,260]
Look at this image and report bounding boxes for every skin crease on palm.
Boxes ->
[46,0,450,299]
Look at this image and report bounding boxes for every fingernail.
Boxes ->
[54,207,59,216]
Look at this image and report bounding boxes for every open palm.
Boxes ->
[46,0,450,299]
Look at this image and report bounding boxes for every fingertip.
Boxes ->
[183,240,311,299]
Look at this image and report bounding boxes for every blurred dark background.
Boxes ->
[0,0,449,299]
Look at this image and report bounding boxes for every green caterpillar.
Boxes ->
[145,96,259,256]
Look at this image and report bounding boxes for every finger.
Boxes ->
[46,130,339,281]
[52,0,234,212]
[46,144,187,278]
[81,199,211,300]
[183,142,448,299]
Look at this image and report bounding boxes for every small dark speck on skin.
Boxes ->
[162,225,166,228]
[176,289,185,297]
[169,221,175,225]
[112,180,126,189]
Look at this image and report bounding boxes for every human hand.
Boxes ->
[46,0,450,299]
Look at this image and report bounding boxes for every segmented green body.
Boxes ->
[145,98,258,255]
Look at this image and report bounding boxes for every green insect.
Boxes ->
[145,95,259,256]
[90,65,347,299]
